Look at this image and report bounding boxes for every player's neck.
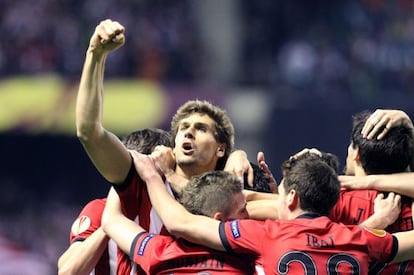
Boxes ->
[354,166,367,177]
[289,208,308,220]
[175,163,214,179]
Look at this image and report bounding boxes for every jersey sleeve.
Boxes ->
[129,232,169,273]
[362,228,398,263]
[69,199,106,243]
[112,163,146,220]
[219,219,265,256]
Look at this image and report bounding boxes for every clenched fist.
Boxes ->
[89,19,125,55]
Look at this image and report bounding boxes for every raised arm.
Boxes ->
[101,188,145,255]
[130,150,225,251]
[339,173,414,198]
[76,19,131,184]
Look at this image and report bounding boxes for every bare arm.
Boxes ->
[243,190,278,201]
[101,188,145,255]
[76,19,131,184]
[57,229,109,275]
[392,230,414,263]
[393,200,414,263]
[339,173,414,198]
[131,150,225,251]
[246,199,278,220]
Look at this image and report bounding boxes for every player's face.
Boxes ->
[174,113,224,171]
[223,192,249,220]
[344,143,356,175]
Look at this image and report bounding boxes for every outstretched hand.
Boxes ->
[257,151,278,193]
[89,19,125,55]
[361,109,414,140]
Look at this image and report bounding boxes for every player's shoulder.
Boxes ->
[339,189,378,201]
[82,198,107,210]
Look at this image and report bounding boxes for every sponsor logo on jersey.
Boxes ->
[138,233,155,256]
[230,220,240,239]
[365,228,386,237]
[71,215,91,235]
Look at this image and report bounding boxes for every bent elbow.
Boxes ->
[76,122,101,144]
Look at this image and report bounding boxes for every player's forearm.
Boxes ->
[246,199,278,220]
[57,228,109,275]
[76,49,107,141]
[391,230,414,263]
[372,173,414,198]
[102,188,143,254]
[146,175,190,231]
[104,213,142,255]
[358,214,389,229]
[146,175,225,250]
[244,190,278,201]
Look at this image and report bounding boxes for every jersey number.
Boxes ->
[278,251,360,274]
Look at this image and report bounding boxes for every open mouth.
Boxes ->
[182,142,194,154]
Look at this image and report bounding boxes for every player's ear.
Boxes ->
[213,212,225,221]
[216,144,225,158]
[287,189,298,210]
[354,147,360,162]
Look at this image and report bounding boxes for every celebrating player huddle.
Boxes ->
[57,19,414,275]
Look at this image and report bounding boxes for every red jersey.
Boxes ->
[220,213,398,275]
[329,189,414,274]
[69,199,115,275]
[130,231,255,274]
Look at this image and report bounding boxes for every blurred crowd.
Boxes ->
[239,1,414,107]
[0,0,203,81]
[1,0,414,102]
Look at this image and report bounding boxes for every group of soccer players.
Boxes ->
[57,19,414,274]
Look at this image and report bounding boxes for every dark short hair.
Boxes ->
[351,111,413,174]
[281,154,340,216]
[121,128,172,153]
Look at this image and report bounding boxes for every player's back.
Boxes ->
[130,232,255,274]
[329,189,414,274]
[223,215,396,274]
